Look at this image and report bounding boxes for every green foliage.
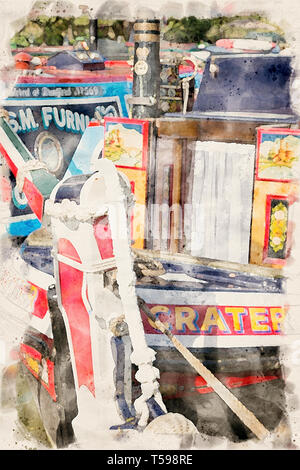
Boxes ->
[164,16,226,43]
[10,14,285,49]
[163,14,284,44]
[73,16,89,26]
[11,34,30,48]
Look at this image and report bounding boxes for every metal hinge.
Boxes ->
[127,96,156,106]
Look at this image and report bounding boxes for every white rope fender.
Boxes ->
[45,198,107,222]
[16,159,48,193]
[95,158,167,426]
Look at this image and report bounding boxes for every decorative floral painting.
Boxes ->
[256,128,300,182]
[103,117,148,170]
[263,195,290,264]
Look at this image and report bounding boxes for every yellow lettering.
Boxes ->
[148,305,170,330]
[225,307,246,332]
[249,308,271,333]
[201,307,229,333]
[175,307,198,332]
[270,307,285,333]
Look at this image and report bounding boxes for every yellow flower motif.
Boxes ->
[269,202,288,253]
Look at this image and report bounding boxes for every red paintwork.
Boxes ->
[0,143,18,176]
[0,143,44,221]
[14,52,32,62]
[29,282,48,319]
[7,66,133,85]
[58,240,95,396]
[105,60,131,69]
[58,238,82,264]
[88,121,104,127]
[93,216,114,260]
[20,342,56,401]
[159,371,279,399]
[0,176,12,202]
[23,178,44,222]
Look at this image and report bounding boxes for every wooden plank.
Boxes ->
[133,248,284,279]
[169,139,182,253]
[156,118,299,144]
[156,119,198,139]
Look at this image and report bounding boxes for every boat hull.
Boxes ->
[0,245,289,443]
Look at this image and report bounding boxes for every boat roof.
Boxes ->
[167,53,297,119]
[0,65,132,85]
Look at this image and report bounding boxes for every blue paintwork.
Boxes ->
[54,174,91,204]
[64,124,104,178]
[2,78,132,238]
[19,240,284,294]
[8,218,42,237]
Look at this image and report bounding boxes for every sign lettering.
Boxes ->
[142,304,286,336]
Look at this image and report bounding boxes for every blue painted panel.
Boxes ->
[7,218,41,236]
[64,124,104,178]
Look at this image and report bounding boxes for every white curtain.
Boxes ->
[189,141,255,264]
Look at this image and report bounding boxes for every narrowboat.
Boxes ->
[0,18,298,448]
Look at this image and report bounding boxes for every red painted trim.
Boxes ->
[93,216,114,260]
[105,60,131,68]
[57,242,95,396]
[0,143,18,176]
[88,120,103,127]
[160,371,279,399]
[256,127,300,183]
[103,117,149,171]
[130,181,135,242]
[58,238,82,263]
[20,343,56,401]
[0,142,44,221]
[14,73,132,84]
[29,283,49,319]
[23,178,44,222]
[194,374,279,394]
[0,176,12,202]
[20,342,41,361]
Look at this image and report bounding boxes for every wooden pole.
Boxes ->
[138,297,271,441]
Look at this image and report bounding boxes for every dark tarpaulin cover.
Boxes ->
[193,54,294,115]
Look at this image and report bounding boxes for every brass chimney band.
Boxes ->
[134,33,160,43]
[133,21,160,31]
[134,19,160,42]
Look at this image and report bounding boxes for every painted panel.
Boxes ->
[256,128,300,182]
[103,117,149,249]
[250,127,299,268]
[103,117,149,170]
[141,303,286,337]
[263,195,290,264]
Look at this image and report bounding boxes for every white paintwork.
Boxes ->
[136,286,286,306]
